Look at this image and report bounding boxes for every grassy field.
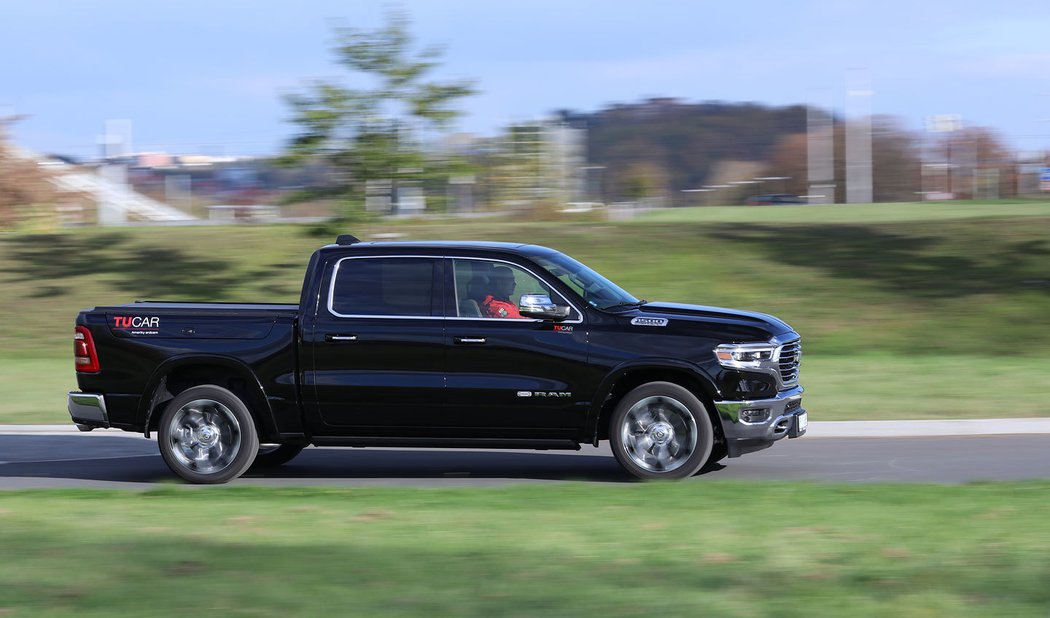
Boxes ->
[0,483,1047,616]
[2,200,1049,423]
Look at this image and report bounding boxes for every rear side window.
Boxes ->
[330,257,439,317]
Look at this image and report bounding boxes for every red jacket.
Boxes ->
[482,295,522,319]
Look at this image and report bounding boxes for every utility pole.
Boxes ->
[845,69,873,204]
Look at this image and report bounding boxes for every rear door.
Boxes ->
[302,255,446,434]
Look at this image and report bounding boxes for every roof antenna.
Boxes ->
[336,234,360,245]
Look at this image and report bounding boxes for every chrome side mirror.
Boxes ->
[518,294,570,321]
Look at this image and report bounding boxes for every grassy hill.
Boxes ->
[2,201,1048,423]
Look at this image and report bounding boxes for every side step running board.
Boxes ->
[310,436,582,451]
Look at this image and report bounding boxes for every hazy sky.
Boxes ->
[2,0,1048,158]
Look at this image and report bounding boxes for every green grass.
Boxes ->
[802,354,1050,420]
[2,200,1049,423]
[0,483,1048,616]
[0,356,75,424]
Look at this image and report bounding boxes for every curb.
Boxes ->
[2,420,1049,438]
[0,425,142,437]
[807,418,1050,438]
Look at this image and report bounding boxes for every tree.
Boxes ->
[870,116,922,202]
[283,11,476,217]
[765,132,808,197]
[619,161,671,201]
[0,116,61,228]
[928,126,1013,199]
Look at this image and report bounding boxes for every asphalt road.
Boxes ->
[1,431,1048,488]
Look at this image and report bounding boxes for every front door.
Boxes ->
[443,257,591,437]
[303,255,446,435]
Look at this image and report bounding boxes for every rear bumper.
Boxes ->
[67,392,110,430]
[714,386,806,457]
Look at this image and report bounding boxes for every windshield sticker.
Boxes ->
[631,317,668,327]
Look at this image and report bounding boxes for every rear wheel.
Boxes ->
[157,385,259,484]
[252,444,305,468]
[609,382,714,480]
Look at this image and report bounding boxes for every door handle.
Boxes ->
[454,336,486,344]
[325,334,358,342]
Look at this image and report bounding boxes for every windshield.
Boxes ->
[533,252,640,310]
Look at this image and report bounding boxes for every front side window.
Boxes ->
[330,257,438,317]
[452,259,573,320]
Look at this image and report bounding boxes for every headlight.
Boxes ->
[714,343,776,369]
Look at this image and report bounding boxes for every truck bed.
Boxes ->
[85,301,299,340]
[111,301,299,315]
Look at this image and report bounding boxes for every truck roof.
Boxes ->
[319,240,558,256]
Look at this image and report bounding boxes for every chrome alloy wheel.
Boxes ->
[167,399,242,474]
[619,395,698,473]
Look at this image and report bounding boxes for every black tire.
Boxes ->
[157,385,259,484]
[609,382,714,480]
[252,444,305,468]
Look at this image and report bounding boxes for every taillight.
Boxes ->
[74,326,100,373]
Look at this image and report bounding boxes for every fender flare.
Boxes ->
[584,359,724,445]
[140,354,278,440]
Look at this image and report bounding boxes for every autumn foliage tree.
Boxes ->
[0,116,61,228]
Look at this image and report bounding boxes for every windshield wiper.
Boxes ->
[602,300,647,311]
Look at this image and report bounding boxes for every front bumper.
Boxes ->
[714,386,806,457]
[67,392,110,431]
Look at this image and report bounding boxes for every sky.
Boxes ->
[2,0,1049,159]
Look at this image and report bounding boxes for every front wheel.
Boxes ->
[609,382,714,480]
[157,385,259,484]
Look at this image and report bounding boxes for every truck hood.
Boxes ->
[620,301,797,342]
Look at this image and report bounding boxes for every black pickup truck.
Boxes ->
[69,235,806,483]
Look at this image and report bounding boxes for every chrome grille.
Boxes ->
[777,339,802,386]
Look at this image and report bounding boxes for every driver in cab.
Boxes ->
[482,266,524,319]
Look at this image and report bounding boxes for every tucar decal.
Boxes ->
[113,316,160,329]
[112,315,161,336]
